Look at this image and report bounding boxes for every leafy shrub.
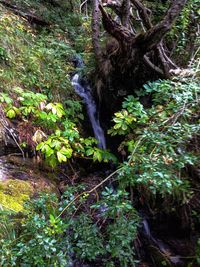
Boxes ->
[109,77,200,199]
[72,214,105,260]
[92,188,139,266]
[0,194,71,266]
[108,96,148,136]
[0,187,139,266]
[0,86,116,166]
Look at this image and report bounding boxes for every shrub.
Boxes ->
[0,187,139,266]
[109,77,200,200]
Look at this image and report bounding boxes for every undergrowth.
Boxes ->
[109,75,200,203]
[0,0,200,266]
[0,188,139,267]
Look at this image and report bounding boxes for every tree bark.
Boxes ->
[131,0,152,30]
[98,0,187,80]
[121,0,131,27]
[100,0,188,51]
[99,4,134,46]
[92,0,102,67]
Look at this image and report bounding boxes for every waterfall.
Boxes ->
[71,62,106,150]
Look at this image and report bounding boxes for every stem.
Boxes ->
[56,167,122,219]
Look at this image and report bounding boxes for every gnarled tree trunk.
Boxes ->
[91,0,188,120]
[92,0,188,87]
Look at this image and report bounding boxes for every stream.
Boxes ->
[71,59,106,150]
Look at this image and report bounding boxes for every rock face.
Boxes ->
[0,123,6,154]
[0,156,58,212]
[0,120,20,156]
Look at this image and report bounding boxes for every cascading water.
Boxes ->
[71,60,106,150]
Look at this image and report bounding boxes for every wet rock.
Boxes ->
[0,156,59,212]
[0,121,19,156]
[0,179,33,212]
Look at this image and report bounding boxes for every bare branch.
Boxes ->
[138,0,188,52]
[143,55,164,76]
[131,0,152,29]
[121,0,131,27]
[99,4,134,44]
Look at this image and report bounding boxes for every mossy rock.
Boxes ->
[0,177,58,212]
[0,179,33,212]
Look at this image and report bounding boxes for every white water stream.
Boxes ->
[71,73,106,150]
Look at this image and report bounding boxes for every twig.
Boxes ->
[56,167,122,219]
[80,0,89,14]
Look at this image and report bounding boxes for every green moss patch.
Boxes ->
[0,179,33,212]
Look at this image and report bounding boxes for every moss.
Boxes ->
[0,179,33,212]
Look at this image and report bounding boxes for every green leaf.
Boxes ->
[60,147,73,158]
[93,150,102,162]
[57,151,67,163]
[6,109,16,119]
[45,147,54,158]
[36,142,44,150]
[86,148,94,156]
[49,155,57,168]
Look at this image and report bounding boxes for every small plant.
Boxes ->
[108,96,148,136]
[0,86,117,167]
[72,214,105,260]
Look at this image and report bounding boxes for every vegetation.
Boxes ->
[0,188,139,266]
[110,76,200,198]
[0,0,199,266]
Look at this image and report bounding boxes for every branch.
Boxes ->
[121,0,131,27]
[80,0,88,13]
[102,0,122,17]
[159,43,178,69]
[157,43,171,77]
[143,55,164,76]
[99,4,134,44]
[138,0,188,52]
[131,0,152,29]
[56,167,121,219]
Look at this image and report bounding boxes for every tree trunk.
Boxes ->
[92,0,102,67]
[96,0,188,85]
[121,0,131,28]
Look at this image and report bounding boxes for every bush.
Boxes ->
[0,187,139,266]
[109,77,200,200]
